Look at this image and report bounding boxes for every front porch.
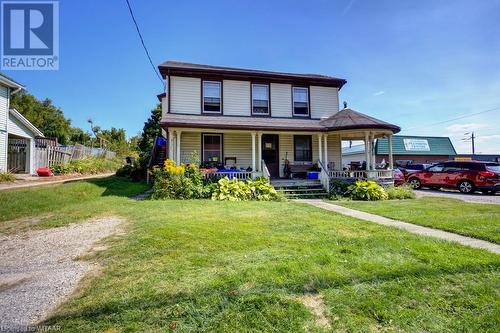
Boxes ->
[166,127,395,189]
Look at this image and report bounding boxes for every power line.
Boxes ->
[124,0,164,86]
[404,106,500,131]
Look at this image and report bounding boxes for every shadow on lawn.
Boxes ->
[84,176,150,198]
[42,261,497,330]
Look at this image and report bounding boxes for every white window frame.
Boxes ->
[202,133,223,162]
[292,86,309,117]
[202,80,222,114]
[251,83,270,116]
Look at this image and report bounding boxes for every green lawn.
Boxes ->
[1,177,499,332]
[334,197,500,244]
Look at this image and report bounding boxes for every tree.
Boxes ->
[68,127,92,145]
[10,91,72,144]
[137,104,162,158]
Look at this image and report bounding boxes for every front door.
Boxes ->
[262,134,279,178]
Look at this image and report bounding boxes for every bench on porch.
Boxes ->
[289,163,314,179]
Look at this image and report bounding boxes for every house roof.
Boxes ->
[162,108,400,133]
[319,108,401,133]
[9,109,44,137]
[0,73,23,91]
[158,61,347,89]
[376,135,456,156]
[161,113,325,132]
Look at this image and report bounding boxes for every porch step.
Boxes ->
[271,179,328,199]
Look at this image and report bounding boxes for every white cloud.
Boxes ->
[373,91,385,96]
[445,123,489,133]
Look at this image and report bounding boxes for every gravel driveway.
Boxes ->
[0,217,123,332]
[415,189,500,204]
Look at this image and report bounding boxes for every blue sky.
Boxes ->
[5,0,500,153]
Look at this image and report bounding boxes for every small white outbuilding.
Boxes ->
[0,73,44,175]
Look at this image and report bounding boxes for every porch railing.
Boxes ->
[318,160,330,193]
[203,170,255,181]
[261,159,270,180]
[328,169,394,180]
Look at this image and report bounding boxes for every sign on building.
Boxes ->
[403,138,430,151]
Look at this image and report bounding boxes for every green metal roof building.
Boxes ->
[375,135,456,164]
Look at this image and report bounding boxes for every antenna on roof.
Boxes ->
[343,101,347,109]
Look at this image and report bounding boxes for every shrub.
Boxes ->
[151,160,281,201]
[0,172,16,183]
[247,177,281,201]
[116,160,146,181]
[151,160,209,200]
[329,179,351,199]
[385,185,416,200]
[211,177,252,201]
[52,157,122,175]
[346,180,388,201]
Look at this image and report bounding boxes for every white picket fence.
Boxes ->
[33,144,116,169]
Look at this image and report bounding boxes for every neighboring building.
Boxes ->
[0,74,44,174]
[342,135,458,168]
[341,143,366,169]
[376,135,456,166]
[452,154,500,163]
[157,61,400,186]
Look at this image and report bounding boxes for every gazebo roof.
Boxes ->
[319,108,400,133]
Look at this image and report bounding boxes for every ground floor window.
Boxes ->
[202,133,222,164]
[294,135,312,162]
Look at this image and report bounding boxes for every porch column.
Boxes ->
[388,133,393,169]
[168,130,174,160]
[364,132,370,170]
[257,132,262,171]
[323,134,328,169]
[251,131,256,172]
[318,133,323,163]
[176,130,182,165]
[370,133,376,170]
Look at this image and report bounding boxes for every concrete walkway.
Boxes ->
[0,173,115,192]
[299,199,500,254]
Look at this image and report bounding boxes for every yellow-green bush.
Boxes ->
[0,172,16,183]
[346,180,388,201]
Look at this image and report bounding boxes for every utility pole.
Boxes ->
[463,132,476,155]
[471,132,475,155]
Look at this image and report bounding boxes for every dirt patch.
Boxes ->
[0,216,124,331]
[300,293,332,329]
[0,213,56,234]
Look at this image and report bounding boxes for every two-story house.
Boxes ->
[157,61,399,187]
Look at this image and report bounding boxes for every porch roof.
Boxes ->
[161,108,401,133]
[319,108,400,133]
[161,113,325,132]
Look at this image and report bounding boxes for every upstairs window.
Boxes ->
[203,81,222,113]
[292,87,309,117]
[294,135,312,162]
[252,84,269,115]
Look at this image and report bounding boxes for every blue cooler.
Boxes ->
[307,171,319,179]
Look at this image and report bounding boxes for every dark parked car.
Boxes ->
[399,163,432,176]
[408,161,500,194]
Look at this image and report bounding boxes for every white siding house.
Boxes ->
[156,61,401,189]
[0,74,44,175]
